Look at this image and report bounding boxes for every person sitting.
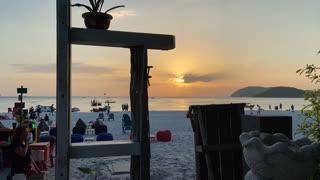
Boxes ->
[72,118,87,135]
[10,126,41,178]
[92,119,108,135]
[37,118,49,136]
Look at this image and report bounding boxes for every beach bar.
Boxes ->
[56,1,175,180]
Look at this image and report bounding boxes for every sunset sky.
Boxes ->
[1,0,320,97]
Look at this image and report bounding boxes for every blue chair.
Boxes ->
[108,113,115,121]
[96,133,113,141]
[122,114,132,134]
[97,113,105,121]
[71,134,84,143]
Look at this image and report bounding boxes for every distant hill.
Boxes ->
[231,86,305,98]
[231,86,269,97]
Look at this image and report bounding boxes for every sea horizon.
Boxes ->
[0,96,307,113]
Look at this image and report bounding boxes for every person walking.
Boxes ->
[50,104,55,116]
[106,104,111,115]
[291,104,294,112]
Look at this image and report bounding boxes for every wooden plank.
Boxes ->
[56,0,71,179]
[70,141,140,158]
[130,47,150,180]
[71,28,175,50]
[196,106,215,180]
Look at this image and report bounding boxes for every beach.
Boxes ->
[0,109,307,180]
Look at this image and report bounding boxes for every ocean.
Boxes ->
[0,96,308,113]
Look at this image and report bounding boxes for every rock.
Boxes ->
[240,131,320,180]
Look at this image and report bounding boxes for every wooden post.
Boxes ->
[130,46,150,180]
[56,0,71,179]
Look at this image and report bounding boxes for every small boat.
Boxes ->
[91,99,101,106]
[105,100,116,103]
[72,107,80,112]
[245,103,255,109]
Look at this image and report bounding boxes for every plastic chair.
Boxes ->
[108,113,115,121]
[122,114,132,134]
[96,133,113,141]
[39,135,56,168]
[71,134,84,143]
[97,113,105,121]
[49,127,57,137]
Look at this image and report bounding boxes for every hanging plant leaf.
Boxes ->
[78,167,97,175]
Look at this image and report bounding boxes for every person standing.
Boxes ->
[50,104,55,116]
[36,105,41,118]
[279,103,282,111]
[106,104,111,115]
[291,104,294,112]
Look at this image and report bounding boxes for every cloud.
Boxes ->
[111,10,137,17]
[182,73,223,83]
[11,63,112,74]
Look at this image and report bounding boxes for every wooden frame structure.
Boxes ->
[56,1,175,179]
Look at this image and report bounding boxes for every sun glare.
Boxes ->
[175,76,185,83]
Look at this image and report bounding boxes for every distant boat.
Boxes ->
[245,103,255,109]
[105,100,116,103]
[72,107,80,112]
[91,99,101,106]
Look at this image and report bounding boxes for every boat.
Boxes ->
[72,107,80,112]
[245,103,255,109]
[91,99,101,106]
[105,100,116,103]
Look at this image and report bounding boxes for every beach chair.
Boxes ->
[71,134,84,143]
[122,114,132,134]
[97,113,105,121]
[96,133,113,141]
[108,113,115,121]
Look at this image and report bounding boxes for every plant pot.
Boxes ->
[82,12,113,30]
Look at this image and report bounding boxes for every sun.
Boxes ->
[174,76,185,83]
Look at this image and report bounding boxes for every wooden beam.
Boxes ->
[56,0,71,179]
[130,47,150,180]
[70,141,140,158]
[71,28,175,50]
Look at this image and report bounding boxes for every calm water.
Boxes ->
[0,96,308,113]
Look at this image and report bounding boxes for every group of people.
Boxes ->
[73,118,108,136]
[268,103,294,112]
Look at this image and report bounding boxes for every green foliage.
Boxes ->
[78,167,97,180]
[72,0,125,13]
[297,64,320,179]
[296,64,320,142]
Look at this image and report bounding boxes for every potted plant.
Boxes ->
[72,0,125,30]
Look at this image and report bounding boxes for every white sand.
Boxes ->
[0,109,306,180]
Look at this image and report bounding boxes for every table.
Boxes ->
[30,142,50,170]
